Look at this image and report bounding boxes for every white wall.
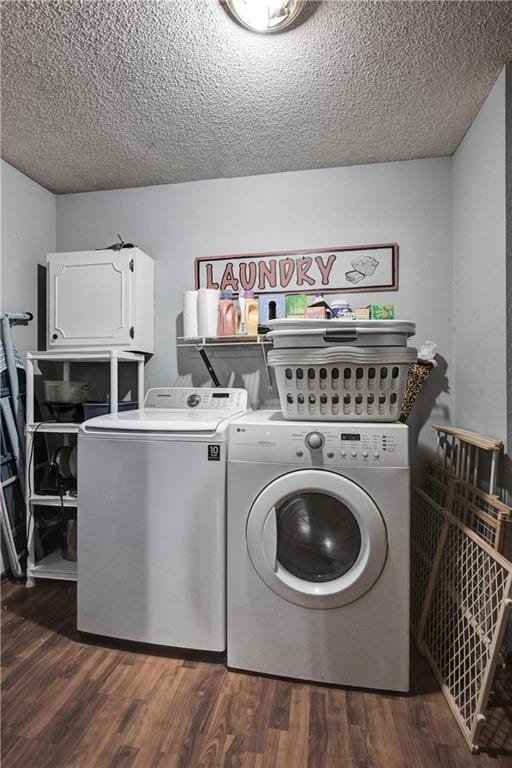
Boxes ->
[1,160,56,355]
[452,70,507,447]
[56,157,453,452]
[0,161,56,573]
[507,63,512,458]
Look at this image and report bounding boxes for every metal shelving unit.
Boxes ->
[25,349,145,586]
[26,422,80,434]
[28,549,78,582]
[28,494,78,507]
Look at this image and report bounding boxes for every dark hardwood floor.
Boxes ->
[1,578,511,768]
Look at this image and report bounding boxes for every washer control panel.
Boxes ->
[229,415,408,466]
[144,388,247,412]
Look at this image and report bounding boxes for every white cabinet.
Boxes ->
[47,248,154,353]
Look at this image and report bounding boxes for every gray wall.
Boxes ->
[1,160,56,355]
[1,160,56,572]
[506,63,512,462]
[452,70,507,448]
[56,156,454,459]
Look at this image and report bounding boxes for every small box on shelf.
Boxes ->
[370,304,395,319]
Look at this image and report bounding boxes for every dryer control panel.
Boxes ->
[144,388,248,412]
[229,414,409,467]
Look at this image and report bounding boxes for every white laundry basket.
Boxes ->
[268,318,416,349]
[267,319,416,422]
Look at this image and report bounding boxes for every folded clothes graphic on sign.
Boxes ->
[345,270,365,284]
[345,255,380,284]
[351,254,379,276]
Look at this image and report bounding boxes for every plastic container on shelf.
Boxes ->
[43,380,90,403]
[266,318,416,422]
[331,298,356,319]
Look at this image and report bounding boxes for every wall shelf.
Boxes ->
[177,334,270,347]
[177,335,273,391]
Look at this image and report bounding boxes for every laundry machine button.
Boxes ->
[373,451,380,459]
[296,450,304,457]
[306,432,324,450]
[327,452,334,459]
[351,451,357,458]
[362,451,369,458]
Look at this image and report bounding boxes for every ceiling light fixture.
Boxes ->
[224,0,305,34]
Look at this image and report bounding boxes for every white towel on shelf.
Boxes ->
[183,290,198,338]
[197,288,220,337]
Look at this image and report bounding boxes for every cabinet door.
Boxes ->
[48,251,133,348]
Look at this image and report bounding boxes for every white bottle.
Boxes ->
[331,299,356,320]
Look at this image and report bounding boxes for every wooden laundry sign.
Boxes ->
[195,243,398,295]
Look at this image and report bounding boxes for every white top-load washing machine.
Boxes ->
[227,411,410,691]
[78,387,248,652]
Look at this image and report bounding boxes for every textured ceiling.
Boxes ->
[1,0,511,194]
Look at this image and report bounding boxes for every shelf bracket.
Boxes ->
[195,344,221,387]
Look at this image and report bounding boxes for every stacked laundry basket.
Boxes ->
[267,318,417,421]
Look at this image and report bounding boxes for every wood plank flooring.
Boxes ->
[2,578,511,768]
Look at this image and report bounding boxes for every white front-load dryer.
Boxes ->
[227,412,410,691]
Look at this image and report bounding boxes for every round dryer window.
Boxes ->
[276,492,362,583]
[246,469,388,609]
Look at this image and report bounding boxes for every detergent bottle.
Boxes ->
[244,291,259,336]
[217,291,238,336]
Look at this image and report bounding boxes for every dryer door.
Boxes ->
[246,469,387,609]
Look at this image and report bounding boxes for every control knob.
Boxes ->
[187,393,201,407]
[306,432,324,450]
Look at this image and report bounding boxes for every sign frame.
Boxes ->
[194,243,399,295]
